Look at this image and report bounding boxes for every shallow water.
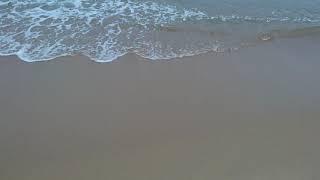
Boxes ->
[1,0,320,62]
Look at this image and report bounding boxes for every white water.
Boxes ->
[0,0,319,62]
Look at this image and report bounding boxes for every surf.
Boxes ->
[1,0,320,62]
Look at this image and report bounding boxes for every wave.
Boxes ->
[1,0,320,62]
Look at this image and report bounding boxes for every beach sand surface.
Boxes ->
[0,37,320,180]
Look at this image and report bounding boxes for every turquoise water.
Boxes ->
[1,0,320,62]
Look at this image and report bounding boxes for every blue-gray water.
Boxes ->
[1,0,320,62]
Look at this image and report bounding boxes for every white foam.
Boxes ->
[1,0,213,61]
[0,0,319,62]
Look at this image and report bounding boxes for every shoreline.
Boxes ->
[2,31,320,63]
[2,25,320,63]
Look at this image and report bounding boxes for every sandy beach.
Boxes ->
[1,37,320,180]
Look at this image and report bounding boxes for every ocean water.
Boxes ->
[0,0,320,62]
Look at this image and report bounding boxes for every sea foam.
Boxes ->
[0,0,319,62]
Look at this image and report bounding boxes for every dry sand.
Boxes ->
[0,37,320,180]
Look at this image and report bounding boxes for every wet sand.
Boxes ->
[1,37,320,180]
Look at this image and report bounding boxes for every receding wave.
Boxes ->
[1,0,320,62]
